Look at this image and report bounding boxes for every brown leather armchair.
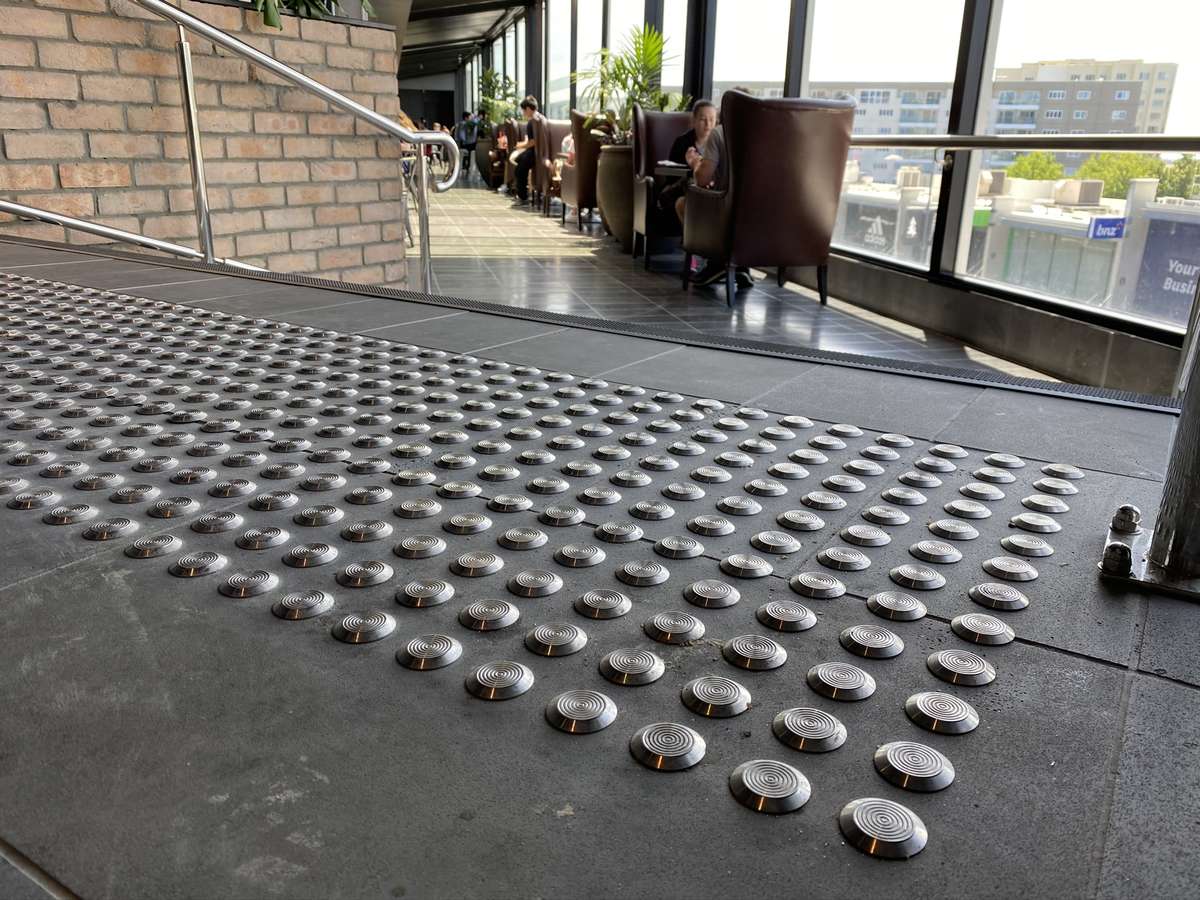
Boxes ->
[502,118,522,191]
[560,110,602,230]
[540,118,571,216]
[632,104,692,270]
[682,91,855,306]
[484,123,507,188]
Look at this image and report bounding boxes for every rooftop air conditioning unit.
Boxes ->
[896,166,922,188]
[990,171,1007,195]
[1076,179,1103,205]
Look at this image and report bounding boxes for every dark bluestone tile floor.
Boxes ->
[417,179,1052,380]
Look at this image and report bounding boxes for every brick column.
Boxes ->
[0,0,408,285]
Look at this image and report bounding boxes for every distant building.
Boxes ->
[995,59,1177,134]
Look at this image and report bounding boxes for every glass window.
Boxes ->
[712,0,789,103]
[1048,89,1066,100]
[809,0,963,270]
[516,17,525,96]
[576,0,603,105]
[606,0,643,51]
[964,2,1200,330]
[1076,89,1091,100]
[546,0,571,117]
[661,0,687,97]
[504,25,516,85]
[1044,109,1063,119]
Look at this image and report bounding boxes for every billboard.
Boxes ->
[1133,218,1200,327]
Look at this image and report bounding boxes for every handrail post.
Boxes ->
[174,25,216,264]
[417,152,433,292]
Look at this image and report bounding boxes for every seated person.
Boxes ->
[512,96,540,205]
[677,119,753,289]
[658,99,717,219]
[668,100,717,165]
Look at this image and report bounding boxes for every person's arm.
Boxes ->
[694,156,717,188]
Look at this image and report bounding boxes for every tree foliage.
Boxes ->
[1005,151,1065,181]
[1158,154,1200,199]
[1073,153,1165,199]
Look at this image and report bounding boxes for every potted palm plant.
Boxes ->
[475,69,518,184]
[252,1,375,29]
[572,26,689,252]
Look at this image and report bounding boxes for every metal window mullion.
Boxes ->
[929,0,997,278]
[783,0,811,98]
[601,0,610,49]
[569,0,578,110]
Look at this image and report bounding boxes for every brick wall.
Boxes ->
[0,0,407,285]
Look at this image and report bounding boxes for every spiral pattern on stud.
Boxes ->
[635,722,701,757]
[808,662,875,700]
[847,798,923,843]
[735,759,805,798]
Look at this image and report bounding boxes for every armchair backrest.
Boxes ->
[632,105,693,178]
[566,109,603,206]
[721,91,855,265]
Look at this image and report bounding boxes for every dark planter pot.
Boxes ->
[597,144,634,253]
[474,136,494,184]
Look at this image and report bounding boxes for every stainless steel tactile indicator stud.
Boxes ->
[927,649,997,686]
[969,582,1030,611]
[525,622,588,656]
[681,675,752,717]
[684,579,741,609]
[866,591,927,621]
[905,691,980,734]
[772,707,847,752]
[756,600,816,632]
[600,648,665,686]
[219,570,280,598]
[124,535,183,559]
[839,797,929,859]
[722,635,788,670]
[951,612,1015,645]
[874,741,956,792]
[839,624,904,659]
[272,590,334,620]
[169,551,227,577]
[545,690,618,734]
[331,611,396,644]
[458,599,520,631]
[729,760,811,813]
[644,610,705,644]
[335,560,394,587]
[574,589,631,618]
[465,660,535,700]
[629,722,706,771]
[284,542,338,567]
[396,634,462,670]
[396,578,454,608]
[806,662,876,701]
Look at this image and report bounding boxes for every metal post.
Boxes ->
[175,25,215,264]
[417,153,434,293]
[1150,299,1200,575]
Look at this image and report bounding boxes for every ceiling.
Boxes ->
[372,0,525,80]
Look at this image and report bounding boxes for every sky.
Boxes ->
[710,0,1199,135]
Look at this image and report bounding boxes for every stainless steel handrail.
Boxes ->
[128,0,459,291]
[849,133,1200,151]
[0,199,262,270]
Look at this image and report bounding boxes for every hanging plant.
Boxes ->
[253,0,375,30]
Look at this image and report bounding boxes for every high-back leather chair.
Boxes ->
[539,118,571,216]
[560,110,603,229]
[682,91,855,306]
[632,104,693,270]
[502,117,522,191]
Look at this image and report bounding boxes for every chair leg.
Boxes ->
[561,203,567,225]
[777,266,786,287]
[817,264,829,305]
[644,234,652,271]
[681,253,692,289]
[724,266,735,307]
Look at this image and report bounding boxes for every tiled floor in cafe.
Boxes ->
[414,174,1052,380]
